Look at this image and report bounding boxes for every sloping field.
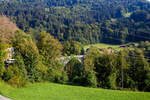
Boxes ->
[84,43,138,51]
[84,43,120,50]
[0,82,150,100]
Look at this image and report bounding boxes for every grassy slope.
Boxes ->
[84,43,138,51]
[0,82,150,100]
[84,43,120,51]
[123,12,132,17]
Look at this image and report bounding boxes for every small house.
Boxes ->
[4,47,15,66]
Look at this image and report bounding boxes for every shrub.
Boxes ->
[46,69,68,84]
[3,65,27,87]
[0,43,7,78]
[108,73,117,89]
[82,71,97,87]
[8,75,27,88]
[144,73,150,91]
[65,58,83,81]
[71,71,97,87]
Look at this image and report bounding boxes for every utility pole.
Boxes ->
[121,54,124,89]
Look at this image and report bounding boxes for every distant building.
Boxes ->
[120,43,135,48]
[120,44,127,48]
[6,47,14,59]
[5,47,15,66]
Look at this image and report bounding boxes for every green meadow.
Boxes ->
[84,43,120,51]
[123,12,132,17]
[0,82,150,100]
[84,43,138,51]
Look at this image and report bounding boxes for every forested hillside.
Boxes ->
[0,15,150,92]
[0,0,150,44]
[0,16,18,44]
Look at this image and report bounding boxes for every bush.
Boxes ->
[46,69,68,84]
[71,71,97,87]
[8,75,27,88]
[0,43,7,78]
[108,73,117,89]
[144,73,150,91]
[82,72,97,87]
[3,65,27,87]
[65,58,83,81]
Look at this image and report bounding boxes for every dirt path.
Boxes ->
[0,95,12,100]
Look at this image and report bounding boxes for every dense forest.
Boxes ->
[0,0,150,44]
[0,29,150,91]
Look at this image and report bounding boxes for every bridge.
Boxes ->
[57,55,85,65]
